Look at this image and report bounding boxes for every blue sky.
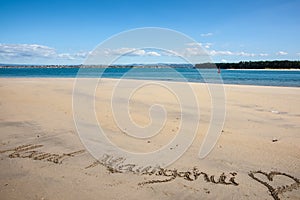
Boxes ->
[0,0,299,64]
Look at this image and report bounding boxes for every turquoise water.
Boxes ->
[0,67,300,87]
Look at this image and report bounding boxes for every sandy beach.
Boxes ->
[0,78,299,200]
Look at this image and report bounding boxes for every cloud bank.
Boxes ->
[0,43,293,64]
[0,44,88,62]
[276,51,288,56]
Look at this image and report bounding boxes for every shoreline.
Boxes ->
[1,66,300,70]
[1,77,300,89]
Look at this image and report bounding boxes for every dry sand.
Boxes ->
[0,78,299,200]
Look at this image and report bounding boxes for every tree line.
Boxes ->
[195,60,300,69]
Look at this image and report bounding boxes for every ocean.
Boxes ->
[0,67,300,87]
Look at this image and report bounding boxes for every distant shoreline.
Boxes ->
[1,60,299,70]
[1,67,300,71]
[224,68,300,71]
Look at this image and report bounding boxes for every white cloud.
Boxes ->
[276,51,288,55]
[175,47,269,57]
[221,59,227,63]
[146,51,161,56]
[0,44,163,63]
[296,52,300,56]
[0,43,280,64]
[107,47,136,55]
[236,51,255,57]
[259,53,269,56]
[185,47,201,56]
[0,44,56,58]
[57,53,75,60]
[209,50,234,56]
[74,51,91,58]
[200,33,213,37]
[0,44,89,62]
[204,43,213,49]
[186,42,212,49]
[101,48,161,57]
[209,51,269,57]
[175,47,270,58]
[131,49,146,56]
[161,49,182,57]
[206,51,256,57]
[162,47,262,58]
[186,42,203,46]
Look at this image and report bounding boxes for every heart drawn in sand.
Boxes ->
[248,170,300,200]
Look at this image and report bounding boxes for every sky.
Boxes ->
[0,0,299,64]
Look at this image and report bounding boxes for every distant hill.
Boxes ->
[1,60,300,69]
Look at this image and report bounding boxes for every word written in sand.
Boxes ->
[0,144,85,164]
[249,170,300,200]
[85,154,239,186]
